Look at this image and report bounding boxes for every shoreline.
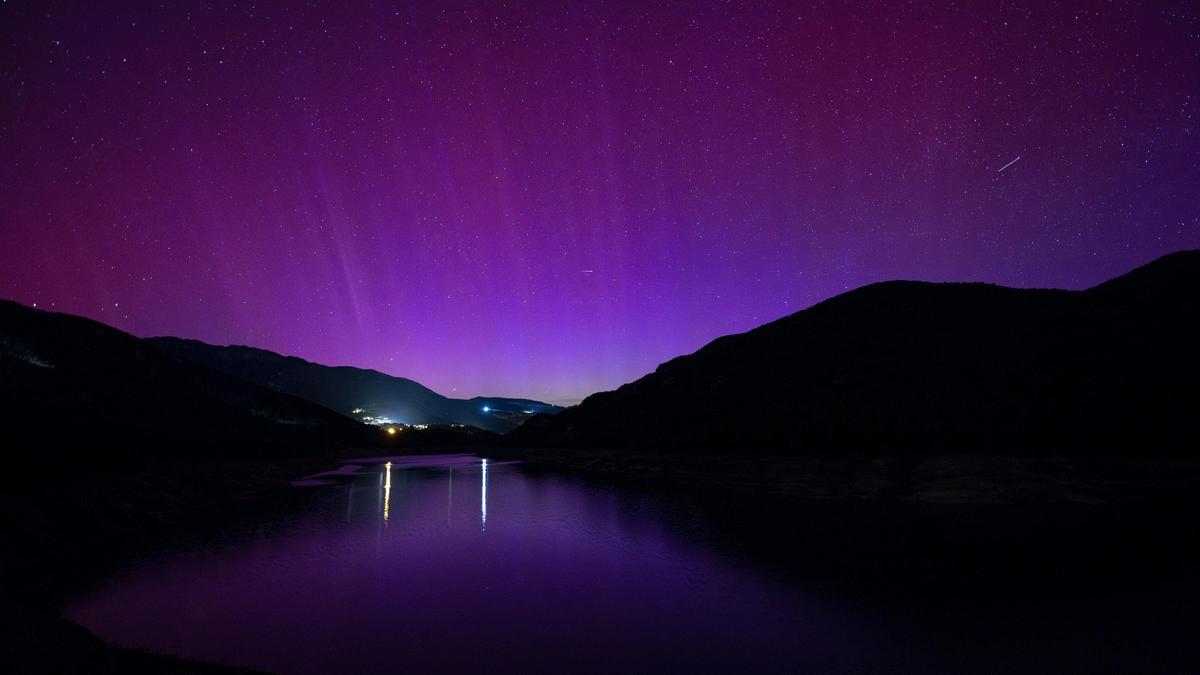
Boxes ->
[490,446,1200,504]
[7,447,1200,672]
[3,456,337,673]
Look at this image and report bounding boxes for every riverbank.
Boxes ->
[2,457,337,673]
[493,447,1200,504]
[8,448,1200,672]
[492,447,1200,624]
[3,448,502,672]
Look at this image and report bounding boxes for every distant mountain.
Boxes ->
[147,338,562,433]
[0,301,376,463]
[509,251,1200,454]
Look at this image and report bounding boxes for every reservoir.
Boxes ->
[64,453,1198,673]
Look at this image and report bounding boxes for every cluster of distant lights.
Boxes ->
[350,408,395,426]
[349,407,431,434]
[381,423,431,435]
[349,405,538,436]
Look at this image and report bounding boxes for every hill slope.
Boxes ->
[509,251,1200,454]
[147,338,561,433]
[0,300,375,462]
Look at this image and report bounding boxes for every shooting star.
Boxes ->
[997,156,1021,173]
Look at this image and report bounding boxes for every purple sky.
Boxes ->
[2,1,1197,403]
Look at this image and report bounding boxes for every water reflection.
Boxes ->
[382,461,392,523]
[63,454,1200,675]
[65,455,825,675]
[480,458,488,530]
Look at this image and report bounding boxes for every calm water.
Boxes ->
[66,456,836,673]
[64,454,1198,674]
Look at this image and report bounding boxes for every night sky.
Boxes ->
[2,1,1197,403]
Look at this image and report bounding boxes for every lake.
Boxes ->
[64,454,1199,674]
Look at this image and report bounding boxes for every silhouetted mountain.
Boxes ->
[468,397,561,415]
[509,251,1200,454]
[148,338,562,433]
[0,300,376,463]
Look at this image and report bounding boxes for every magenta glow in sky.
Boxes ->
[2,1,1198,402]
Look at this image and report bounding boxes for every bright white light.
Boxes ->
[383,461,392,522]
[482,406,491,412]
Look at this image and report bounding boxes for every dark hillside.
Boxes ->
[509,251,1200,454]
[149,337,560,432]
[0,301,375,464]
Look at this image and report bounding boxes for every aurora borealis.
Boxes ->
[2,1,1197,402]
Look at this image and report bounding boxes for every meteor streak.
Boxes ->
[997,156,1021,173]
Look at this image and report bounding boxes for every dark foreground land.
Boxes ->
[2,251,1197,672]
[5,448,1200,673]
[1,457,337,673]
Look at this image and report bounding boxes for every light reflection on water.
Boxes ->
[60,454,1200,674]
[65,454,829,674]
[382,461,391,523]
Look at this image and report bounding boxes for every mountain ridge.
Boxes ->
[509,250,1200,454]
[147,337,561,432]
[0,299,377,462]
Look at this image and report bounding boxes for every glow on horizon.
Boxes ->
[1,3,1197,402]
